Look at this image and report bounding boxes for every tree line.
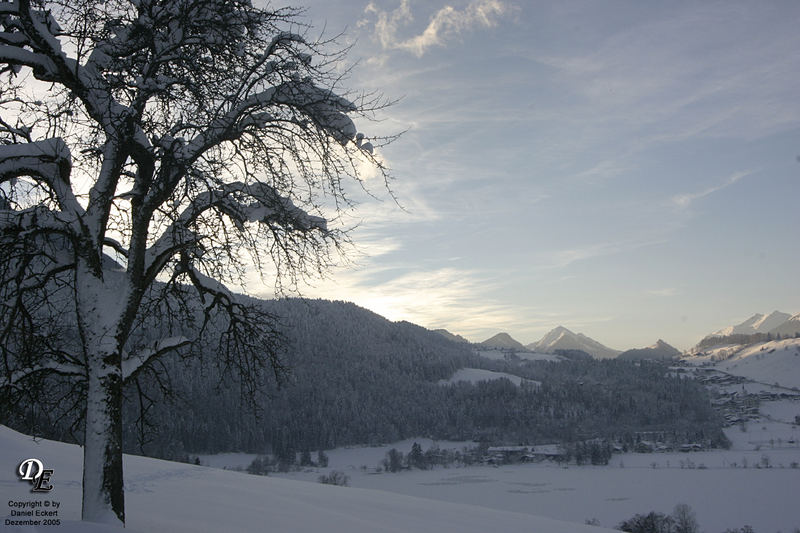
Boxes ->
[3,299,728,460]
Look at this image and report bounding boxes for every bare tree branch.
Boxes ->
[0,0,395,525]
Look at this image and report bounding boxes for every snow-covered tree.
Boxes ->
[0,0,389,525]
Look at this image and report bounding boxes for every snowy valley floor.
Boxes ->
[199,389,800,533]
[2,427,799,533]
[263,429,800,533]
[0,426,614,533]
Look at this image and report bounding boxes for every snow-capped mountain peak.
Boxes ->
[710,311,792,337]
[528,326,620,359]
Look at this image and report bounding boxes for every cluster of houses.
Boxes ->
[484,445,565,465]
[482,439,714,465]
[692,367,800,428]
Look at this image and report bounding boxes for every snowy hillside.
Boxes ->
[528,326,620,359]
[438,368,540,387]
[0,425,614,533]
[714,339,800,390]
[770,312,800,338]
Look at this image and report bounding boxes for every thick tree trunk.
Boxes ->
[82,352,125,525]
[77,257,127,525]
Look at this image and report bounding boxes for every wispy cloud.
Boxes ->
[363,0,510,57]
[671,170,752,210]
[538,236,665,270]
[524,3,800,156]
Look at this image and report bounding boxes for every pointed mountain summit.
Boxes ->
[527,326,620,359]
[617,339,681,361]
[753,311,792,332]
[710,311,791,337]
[479,332,527,351]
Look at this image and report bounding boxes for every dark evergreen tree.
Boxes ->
[299,449,313,467]
[316,450,329,468]
[408,442,427,470]
[384,449,404,473]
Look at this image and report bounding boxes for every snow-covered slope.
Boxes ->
[769,312,800,338]
[478,332,527,351]
[710,311,792,337]
[528,326,620,359]
[0,425,614,533]
[714,338,800,389]
[438,368,540,387]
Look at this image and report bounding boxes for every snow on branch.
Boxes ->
[0,360,84,389]
[0,204,77,233]
[144,180,326,279]
[1,0,153,161]
[122,336,191,383]
[0,45,57,76]
[0,138,84,217]
[175,80,360,166]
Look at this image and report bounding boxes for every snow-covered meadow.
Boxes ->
[437,367,541,387]
[0,426,614,533]
[6,422,799,533]
[260,342,800,533]
[260,427,800,533]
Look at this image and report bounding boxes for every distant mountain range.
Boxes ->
[702,311,800,343]
[439,309,800,359]
[474,326,621,359]
[709,311,791,337]
[617,340,681,361]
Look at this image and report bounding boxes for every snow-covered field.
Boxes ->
[437,368,540,387]
[0,426,613,533]
[6,421,799,533]
[193,413,800,533]
[263,431,800,533]
[476,348,563,363]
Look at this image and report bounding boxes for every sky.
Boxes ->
[255,0,800,351]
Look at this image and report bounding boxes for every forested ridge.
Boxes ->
[4,298,726,459]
